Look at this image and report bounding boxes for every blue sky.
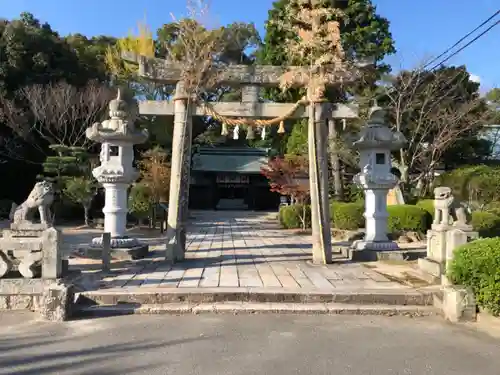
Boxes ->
[1,0,499,90]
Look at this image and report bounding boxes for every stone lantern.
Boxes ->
[349,106,406,251]
[85,89,148,258]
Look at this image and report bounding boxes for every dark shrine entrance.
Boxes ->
[189,147,279,211]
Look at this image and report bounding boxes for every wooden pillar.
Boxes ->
[178,96,194,259]
[308,95,333,264]
[241,85,260,106]
[166,81,192,262]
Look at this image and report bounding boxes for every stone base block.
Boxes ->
[349,248,426,262]
[9,222,51,232]
[39,281,74,322]
[83,244,149,260]
[441,285,476,323]
[352,240,399,251]
[91,236,140,248]
[418,257,444,280]
[0,278,74,321]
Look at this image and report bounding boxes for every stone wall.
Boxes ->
[0,278,74,321]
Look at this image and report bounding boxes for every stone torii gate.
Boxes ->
[123,53,359,264]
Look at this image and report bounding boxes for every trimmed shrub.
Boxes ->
[387,205,431,233]
[434,165,500,208]
[279,204,311,229]
[471,211,500,238]
[344,183,365,203]
[448,237,500,316]
[330,202,364,230]
[484,201,500,217]
[129,183,152,222]
[416,199,434,219]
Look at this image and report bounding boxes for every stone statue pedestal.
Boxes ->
[418,225,449,282]
[418,197,477,284]
[85,89,149,260]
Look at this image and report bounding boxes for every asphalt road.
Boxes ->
[1,312,499,375]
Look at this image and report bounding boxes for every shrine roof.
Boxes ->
[192,147,270,173]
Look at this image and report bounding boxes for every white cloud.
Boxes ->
[470,74,481,83]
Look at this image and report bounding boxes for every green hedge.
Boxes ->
[387,205,431,233]
[434,165,500,208]
[279,204,311,229]
[471,211,500,238]
[330,202,364,230]
[416,199,500,238]
[280,202,431,233]
[448,237,500,316]
[416,199,434,219]
[484,202,500,217]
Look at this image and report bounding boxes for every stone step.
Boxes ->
[75,302,440,317]
[78,287,436,306]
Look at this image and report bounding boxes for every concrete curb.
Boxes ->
[76,302,439,317]
[80,287,435,306]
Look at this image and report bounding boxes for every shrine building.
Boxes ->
[189,147,279,210]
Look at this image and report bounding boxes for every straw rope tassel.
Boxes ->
[221,123,228,136]
[261,126,266,140]
[278,121,285,133]
[202,97,307,131]
[233,125,240,140]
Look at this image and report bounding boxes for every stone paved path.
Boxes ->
[67,211,426,293]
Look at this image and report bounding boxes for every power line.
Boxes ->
[422,9,500,70]
[429,18,500,71]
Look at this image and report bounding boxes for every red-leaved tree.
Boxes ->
[261,155,310,228]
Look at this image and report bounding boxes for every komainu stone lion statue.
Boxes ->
[433,186,471,227]
[9,181,54,225]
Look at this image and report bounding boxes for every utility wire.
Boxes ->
[422,9,500,70]
[429,19,500,71]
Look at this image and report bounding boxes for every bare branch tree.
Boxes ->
[0,80,113,162]
[380,66,490,193]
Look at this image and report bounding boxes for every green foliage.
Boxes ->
[344,183,365,203]
[471,211,500,238]
[416,199,434,218]
[64,177,94,205]
[280,203,432,233]
[258,0,395,102]
[484,202,500,217]
[63,177,95,225]
[434,165,500,208]
[415,200,500,237]
[128,183,152,219]
[286,120,308,155]
[279,204,311,229]
[448,238,500,316]
[0,12,106,96]
[65,34,116,82]
[387,205,431,233]
[330,202,364,230]
[41,145,93,191]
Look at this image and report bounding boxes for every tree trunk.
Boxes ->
[165,81,191,262]
[83,204,91,227]
[308,97,332,264]
[328,118,343,201]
